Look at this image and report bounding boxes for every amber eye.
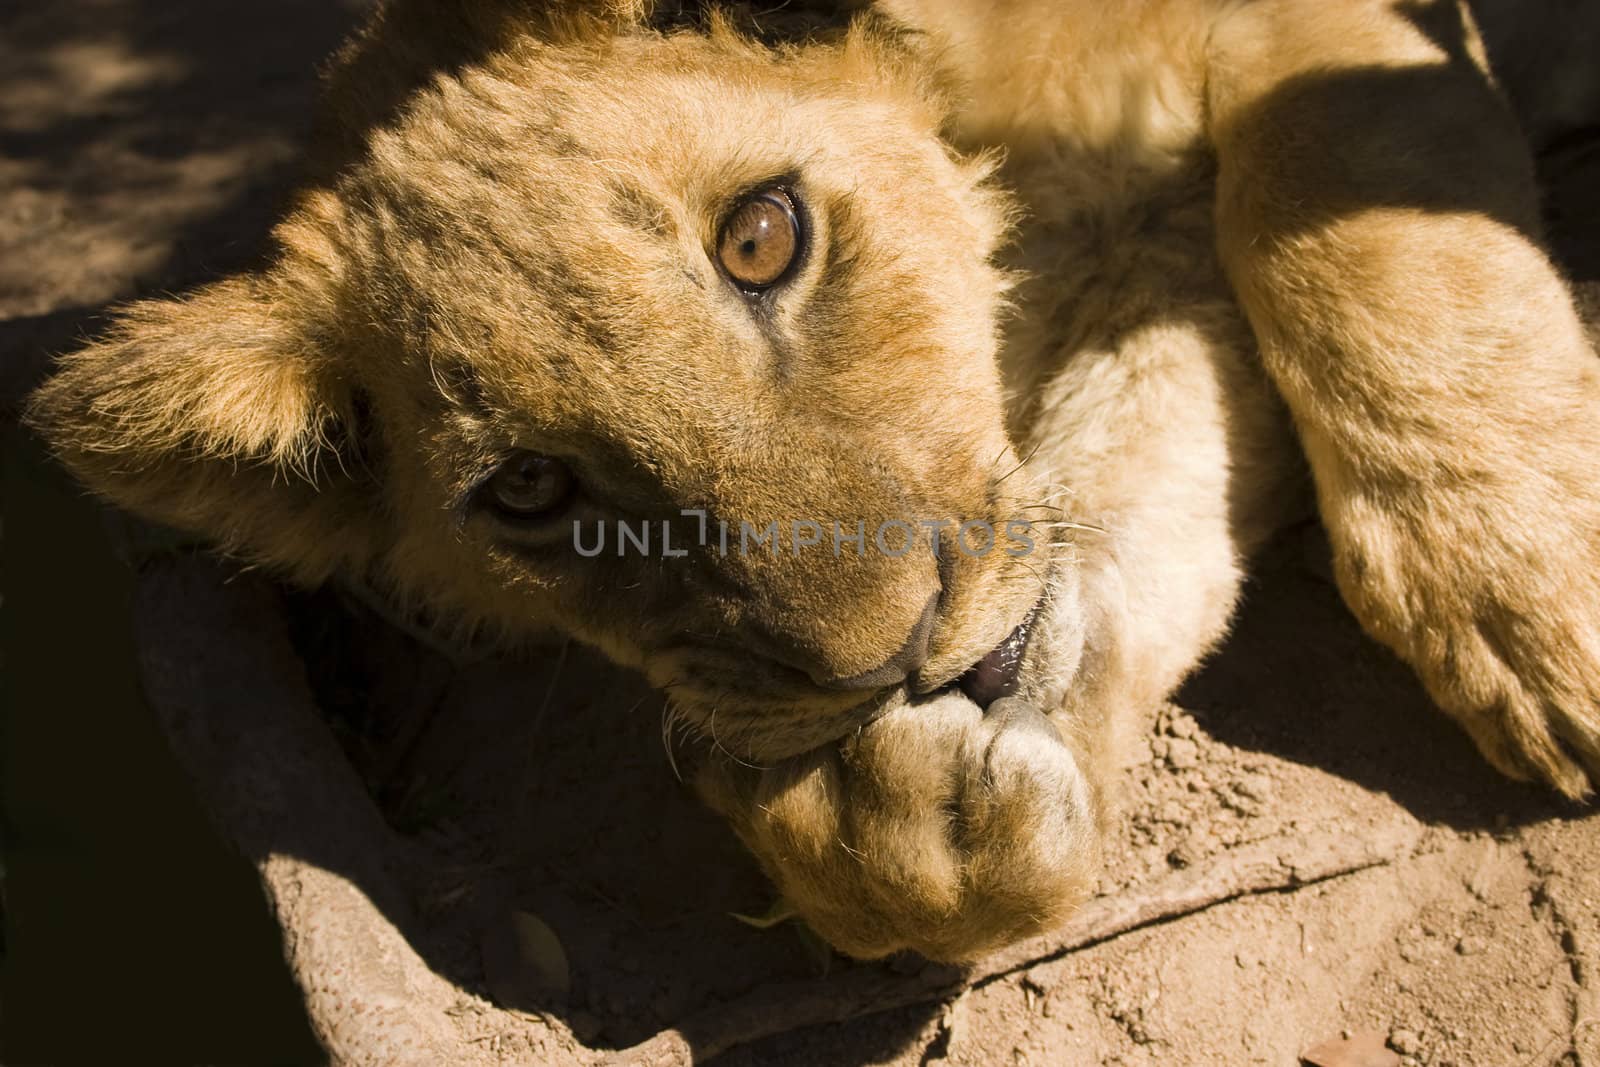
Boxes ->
[483,452,575,521]
[716,188,801,290]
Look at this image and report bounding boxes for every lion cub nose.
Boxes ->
[810,590,940,692]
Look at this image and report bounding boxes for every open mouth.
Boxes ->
[956,599,1043,709]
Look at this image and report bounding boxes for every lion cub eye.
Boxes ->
[716,188,801,290]
[482,452,575,522]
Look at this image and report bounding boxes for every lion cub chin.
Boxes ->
[25,0,1600,961]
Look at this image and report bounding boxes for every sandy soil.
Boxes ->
[3,2,1598,1065]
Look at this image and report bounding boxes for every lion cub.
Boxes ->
[26,0,1600,960]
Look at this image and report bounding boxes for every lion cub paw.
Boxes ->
[697,692,1100,961]
[1337,499,1600,800]
[1415,591,1600,800]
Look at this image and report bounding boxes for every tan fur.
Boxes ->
[25,0,1600,960]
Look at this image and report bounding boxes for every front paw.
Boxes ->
[696,691,1100,961]
[1415,588,1600,800]
[1335,504,1600,800]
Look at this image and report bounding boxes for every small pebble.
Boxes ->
[1166,738,1200,769]
[1390,1028,1420,1055]
[1235,774,1273,802]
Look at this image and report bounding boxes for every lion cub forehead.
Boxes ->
[357,25,942,220]
[325,24,967,364]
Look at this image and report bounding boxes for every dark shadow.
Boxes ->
[1218,2,1541,246]
[0,307,107,417]
[0,3,369,293]
[718,999,947,1066]
[272,580,954,1057]
[2,2,363,1063]
[3,430,329,1065]
[1181,527,1583,832]
[1217,0,1600,282]
[1538,125,1600,281]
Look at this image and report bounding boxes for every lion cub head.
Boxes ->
[27,2,1056,759]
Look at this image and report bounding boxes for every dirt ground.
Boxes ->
[3,2,1599,1065]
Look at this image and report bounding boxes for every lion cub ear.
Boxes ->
[25,273,373,582]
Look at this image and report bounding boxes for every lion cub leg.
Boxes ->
[1017,287,1302,782]
[1209,0,1600,795]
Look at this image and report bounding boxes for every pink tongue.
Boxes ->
[958,617,1031,709]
